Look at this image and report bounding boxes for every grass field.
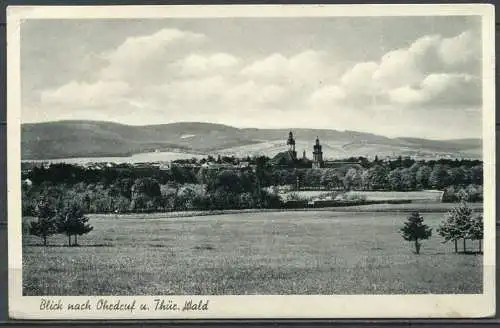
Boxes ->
[343,190,444,202]
[22,209,483,296]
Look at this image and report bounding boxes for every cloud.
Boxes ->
[438,31,480,67]
[100,28,206,82]
[308,29,481,110]
[309,85,346,106]
[340,62,378,93]
[371,34,445,89]
[173,53,240,76]
[241,50,332,87]
[40,80,131,107]
[224,81,286,106]
[148,75,229,106]
[37,28,219,115]
[146,77,287,114]
[389,73,481,107]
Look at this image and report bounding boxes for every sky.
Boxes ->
[20,16,483,139]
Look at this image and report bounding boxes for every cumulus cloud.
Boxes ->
[241,50,331,87]
[224,81,286,106]
[340,62,379,93]
[309,29,481,111]
[148,75,229,105]
[100,28,206,82]
[174,53,240,76]
[438,31,481,67]
[40,80,131,107]
[389,73,481,106]
[309,85,346,106]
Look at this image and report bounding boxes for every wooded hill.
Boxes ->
[22,120,482,160]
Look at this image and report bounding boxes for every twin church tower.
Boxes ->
[286,131,323,168]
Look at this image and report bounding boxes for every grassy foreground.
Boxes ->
[22,210,483,295]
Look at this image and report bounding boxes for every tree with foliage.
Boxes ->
[212,170,243,194]
[438,194,473,253]
[400,168,414,191]
[465,184,483,202]
[320,169,340,190]
[22,182,37,217]
[238,192,255,209]
[415,165,432,189]
[400,212,432,254]
[343,167,362,190]
[29,197,58,246]
[388,168,403,191]
[129,178,162,212]
[197,167,218,186]
[160,183,180,211]
[447,167,465,186]
[429,164,449,189]
[470,165,483,185]
[304,169,323,188]
[56,201,93,246]
[268,168,288,186]
[470,214,484,253]
[363,165,388,190]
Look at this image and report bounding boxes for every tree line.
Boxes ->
[24,157,482,191]
[23,169,282,215]
[22,157,483,215]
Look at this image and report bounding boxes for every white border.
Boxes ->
[7,4,496,319]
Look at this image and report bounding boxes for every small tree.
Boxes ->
[57,202,93,246]
[400,212,432,254]
[470,214,484,253]
[438,194,473,253]
[29,198,57,246]
[437,213,461,253]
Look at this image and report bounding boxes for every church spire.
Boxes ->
[312,136,323,169]
[287,131,296,151]
[286,131,297,161]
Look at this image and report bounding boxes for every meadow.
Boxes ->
[343,190,444,202]
[22,209,483,296]
[277,190,444,202]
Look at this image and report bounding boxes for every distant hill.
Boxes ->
[21,120,482,160]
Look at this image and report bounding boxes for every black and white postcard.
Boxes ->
[7,4,496,319]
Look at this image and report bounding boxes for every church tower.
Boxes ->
[287,131,297,160]
[312,136,323,169]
